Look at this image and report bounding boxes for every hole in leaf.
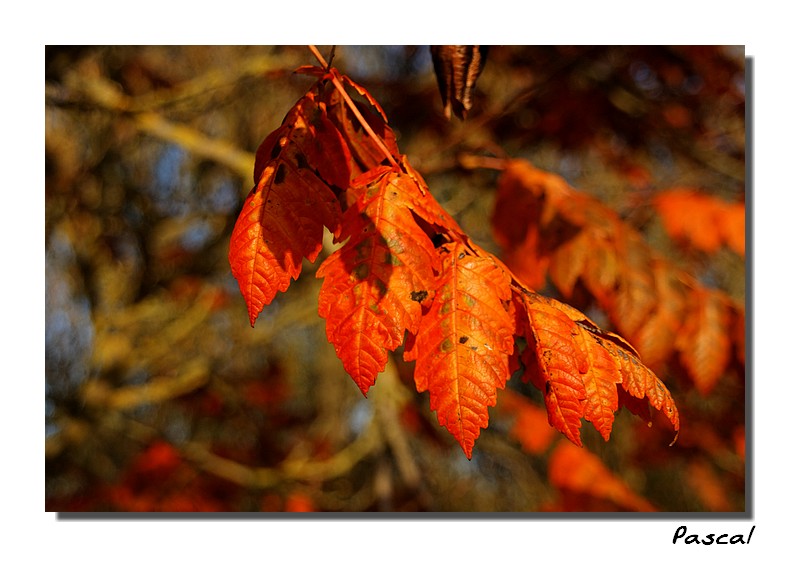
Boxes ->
[410,290,428,303]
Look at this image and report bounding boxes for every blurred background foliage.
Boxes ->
[45,45,745,512]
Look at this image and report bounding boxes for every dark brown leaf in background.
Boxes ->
[430,45,489,120]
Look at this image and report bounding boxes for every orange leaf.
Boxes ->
[317,168,439,394]
[675,288,732,395]
[600,332,680,437]
[654,188,745,256]
[548,441,657,512]
[496,389,557,455]
[654,188,720,252]
[629,259,687,368]
[494,160,743,397]
[404,242,515,458]
[685,459,733,512]
[253,93,351,191]
[547,229,588,296]
[720,200,746,256]
[284,490,316,512]
[325,83,400,174]
[339,73,390,122]
[517,291,588,446]
[396,157,466,237]
[545,295,680,437]
[517,291,679,444]
[610,236,658,338]
[229,92,348,325]
[572,325,621,441]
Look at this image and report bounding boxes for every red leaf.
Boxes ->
[317,168,439,394]
[404,242,515,458]
[325,82,400,174]
[229,93,348,325]
[253,94,352,190]
[340,73,390,122]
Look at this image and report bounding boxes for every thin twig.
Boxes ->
[372,357,421,489]
[125,53,287,113]
[183,425,381,489]
[136,112,253,179]
[456,154,508,171]
[326,46,336,69]
[82,359,209,411]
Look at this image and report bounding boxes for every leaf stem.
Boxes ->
[307,45,399,169]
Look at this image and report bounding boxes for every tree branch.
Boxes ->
[50,74,255,180]
[182,425,381,489]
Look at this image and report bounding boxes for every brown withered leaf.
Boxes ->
[430,46,488,120]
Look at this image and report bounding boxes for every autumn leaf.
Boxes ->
[685,459,734,512]
[284,490,316,512]
[404,242,515,459]
[229,92,350,325]
[547,293,680,439]
[629,259,687,368]
[516,291,589,446]
[572,322,622,441]
[430,45,488,120]
[317,167,439,394]
[396,156,467,238]
[610,234,658,339]
[496,389,557,455]
[253,91,352,191]
[596,330,680,440]
[493,159,743,396]
[324,79,400,174]
[516,290,679,444]
[675,288,732,395]
[653,188,745,256]
[547,441,657,512]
